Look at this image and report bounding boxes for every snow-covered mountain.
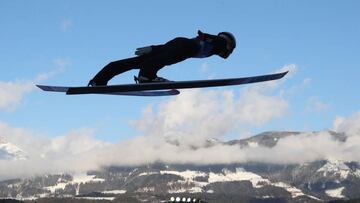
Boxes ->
[1,132,360,202]
[0,137,26,161]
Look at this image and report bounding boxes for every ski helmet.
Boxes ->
[217,32,236,58]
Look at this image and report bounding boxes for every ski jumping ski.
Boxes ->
[36,85,180,96]
[36,71,288,96]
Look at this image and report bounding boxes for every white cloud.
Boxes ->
[0,80,34,111]
[306,97,330,112]
[264,112,360,163]
[109,110,360,165]
[333,112,360,136]
[0,122,107,179]
[0,59,66,111]
[131,79,288,147]
[36,58,67,82]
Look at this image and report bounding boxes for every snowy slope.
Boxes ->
[44,173,105,195]
[157,168,319,200]
[0,137,27,160]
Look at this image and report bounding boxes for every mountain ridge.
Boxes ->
[0,131,359,202]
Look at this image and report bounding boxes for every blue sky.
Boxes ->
[1,0,360,143]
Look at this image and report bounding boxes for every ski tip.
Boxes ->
[276,71,289,78]
[36,84,69,92]
[171,89,181,95]
[36,85,47,91]
[282,70,289,76]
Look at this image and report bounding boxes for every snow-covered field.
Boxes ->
[151,168,319,200]
[326,187,345,199]
[45,173,105,195]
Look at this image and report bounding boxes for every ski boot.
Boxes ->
[87,79,107,87]
[134,75,172,84]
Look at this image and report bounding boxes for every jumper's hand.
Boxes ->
[135,46,152,56]
[197,30,205,40]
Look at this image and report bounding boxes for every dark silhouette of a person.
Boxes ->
[88,30,236,86]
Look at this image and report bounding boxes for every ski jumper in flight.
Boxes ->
[88,30,236,86]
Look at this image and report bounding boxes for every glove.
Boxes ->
[197,30,205,40]
[135,46,152,56]
[197,30,215,43]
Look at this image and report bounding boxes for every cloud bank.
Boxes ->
[0,123,107,179]
[2,110,360,180]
